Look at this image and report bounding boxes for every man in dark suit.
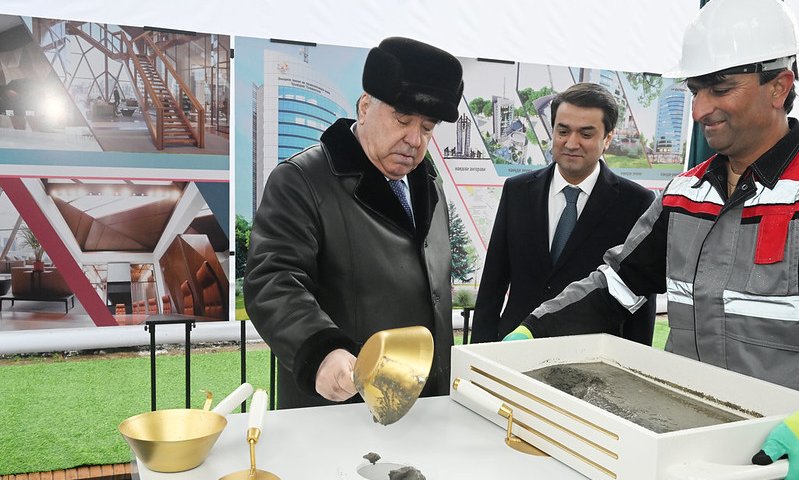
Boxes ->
[471,82,656,344]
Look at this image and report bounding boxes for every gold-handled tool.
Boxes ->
[453,378,546,456]
[353,326,434,426]
[220,389,280,480]
[201,390,214,411]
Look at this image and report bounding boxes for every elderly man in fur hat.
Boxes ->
[245,37,464,409]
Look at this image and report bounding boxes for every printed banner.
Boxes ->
[0,14,230,329]
[235,39,691,292]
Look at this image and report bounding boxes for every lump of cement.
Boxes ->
[388,466,426,480]
[362,452,381,465]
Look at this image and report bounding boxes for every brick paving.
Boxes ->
[0,463,131,480]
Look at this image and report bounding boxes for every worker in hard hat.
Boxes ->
[502,0,799,476]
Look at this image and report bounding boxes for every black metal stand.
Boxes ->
[269,351,276,410]
[461,308,473,345]
[241,319,275,411]
[240,319,247,413]
[145,318,196,411]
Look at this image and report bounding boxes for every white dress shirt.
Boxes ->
[352,120,415,221]
[547,160,602,248]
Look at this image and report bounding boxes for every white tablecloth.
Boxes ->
[134,395,587,479]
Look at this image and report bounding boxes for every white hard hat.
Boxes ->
[663,0,799,78]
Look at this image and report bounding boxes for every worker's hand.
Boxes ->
[752,411,799,480]
[315,348,357,402]
[502,325,533,341]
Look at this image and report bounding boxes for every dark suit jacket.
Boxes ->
[471,161,657,344]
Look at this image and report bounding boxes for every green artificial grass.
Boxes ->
[0,349,271,475]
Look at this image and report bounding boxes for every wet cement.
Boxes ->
[524,362,745,433]
[388,466,426,480]
[360,452,425,480]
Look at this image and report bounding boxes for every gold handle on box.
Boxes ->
[453,378,545,456]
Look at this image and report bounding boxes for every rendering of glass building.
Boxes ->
[653,82,689,163]
[255,47,351,205]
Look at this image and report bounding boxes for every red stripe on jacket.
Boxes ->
[665,152,799,265]
[663,191,799,265]
[662,195,722,216]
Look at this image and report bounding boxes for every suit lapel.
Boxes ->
[322,118,426,237]
[407,157,438,238]
[551,161,619,269]
[527,165,555,271]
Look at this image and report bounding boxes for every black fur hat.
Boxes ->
[362,37,463,122]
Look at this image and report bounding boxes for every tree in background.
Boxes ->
[449,202,477,283]
[624,73,664,108]
[517,85,555,117]
[517,86,555,147]
[483,131,506,164]
[235,214,251,278]
[468,97,493,117]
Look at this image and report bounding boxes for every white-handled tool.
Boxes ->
[219,389,280,480]
[212,383,255,415]
[248,389,267,432]
[453,377,504,415]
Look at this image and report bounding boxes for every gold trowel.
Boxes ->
[353,326,434,426]
[219,389,280,480]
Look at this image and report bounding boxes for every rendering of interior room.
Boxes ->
[0,14,230,154]
[0,177,229,331]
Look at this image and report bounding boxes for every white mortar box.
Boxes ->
[450,334,799,480]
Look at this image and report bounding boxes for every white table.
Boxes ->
[134,396,588,479]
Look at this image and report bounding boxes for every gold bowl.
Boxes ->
[118,408,227,472]
[353,326,434,425]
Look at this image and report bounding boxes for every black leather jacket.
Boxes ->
[244,118,453,408]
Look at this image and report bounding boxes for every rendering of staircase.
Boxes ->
[62,22,204,150]
[66,22,125,60]
[134,55,198,147]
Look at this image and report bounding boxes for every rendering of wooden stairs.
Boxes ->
[134,55,198,147]
[65,23,126,61]
[58,23,203,150]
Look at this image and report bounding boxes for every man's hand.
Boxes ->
[502,325,533,341]
[752,411,799,479]
[315,348,357,402]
